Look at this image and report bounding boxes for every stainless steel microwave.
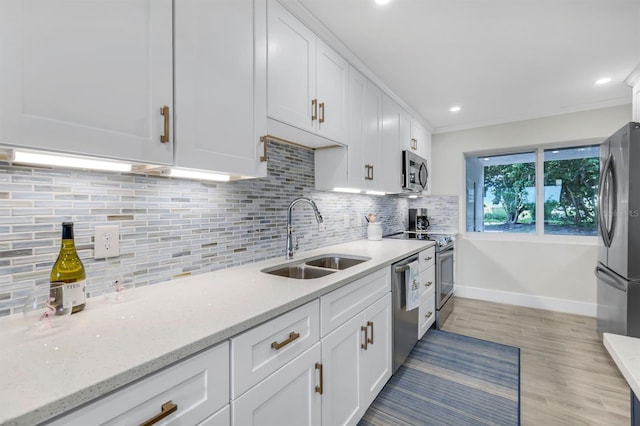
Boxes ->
[402,150,429,192]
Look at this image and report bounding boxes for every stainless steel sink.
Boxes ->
[305,254,370,270]
[262,264,336,279]
[262,254,370,279]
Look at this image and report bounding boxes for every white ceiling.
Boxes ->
[290,0,640,134]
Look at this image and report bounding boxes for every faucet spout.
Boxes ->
[286,197,323,259]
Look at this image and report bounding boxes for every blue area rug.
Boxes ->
[359,330,520,426]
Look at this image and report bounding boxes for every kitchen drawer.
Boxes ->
[418,294,435,340]
[320,267,390,337]
[231,299,320,398]
[420,264,435,302]
[47,342,229,426]
[419,246,435,271]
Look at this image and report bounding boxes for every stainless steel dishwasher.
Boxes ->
[391,254,419,373]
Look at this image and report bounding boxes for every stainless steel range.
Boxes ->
[385,231,455,329]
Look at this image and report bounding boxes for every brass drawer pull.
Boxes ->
[315,362,323,394]
[425,311,433,319]
[139,400,177,426]
[319,102,325,123]
[425,281,433,287]
[361,325,368,350]
[160,105,170,143]
[260,135,268,162]
[271,331,300,350]
[311,99,318,121]
[367,321,374,345]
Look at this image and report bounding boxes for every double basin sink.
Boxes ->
[262,254,371,279]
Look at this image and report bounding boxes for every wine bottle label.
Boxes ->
[63,280,86,308]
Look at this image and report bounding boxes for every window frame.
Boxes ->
[463,138,601,244]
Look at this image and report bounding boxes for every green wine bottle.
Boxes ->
[50,222,86,314]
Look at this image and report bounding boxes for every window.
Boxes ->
[543,146,599,236]
[465,144,599,236]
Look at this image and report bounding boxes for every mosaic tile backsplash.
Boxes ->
[0,140,457,316]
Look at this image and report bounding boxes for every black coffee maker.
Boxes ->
[408,208,429,239]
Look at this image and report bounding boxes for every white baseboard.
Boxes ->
[454,285,596,317]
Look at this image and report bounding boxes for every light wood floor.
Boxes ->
[441,297,630,425]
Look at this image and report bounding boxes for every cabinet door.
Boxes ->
[0,0,173,165]
[232,343,321,426]
[315,39,348,144]
[413,121,431,163]
[320,313,365,426]
[174,0,267,177]
[361,293,392,409]
[380,94,402,194]
[363,81,382,189]
[347,66,367,189]
[399,110,413,152]
[267,0,316,134]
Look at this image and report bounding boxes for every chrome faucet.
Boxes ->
[286,197,324,259]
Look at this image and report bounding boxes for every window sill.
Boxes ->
[462,231,597,246]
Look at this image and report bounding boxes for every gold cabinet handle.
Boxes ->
[319,102,325,123]
[315,362,323,394]
[364,164,370,180]
[425,311,433,319]
[370,165,374,181]
[311,99,318,121]
[271,331,300,350]
[361,325,368,350]
[139,401,178,426]
[160,106,170,143]
[367,321,374,345]
[411,138,417,150]
[260,135,268,162]
[425,281,433,287]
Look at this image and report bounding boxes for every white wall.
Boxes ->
[433,104,632,316]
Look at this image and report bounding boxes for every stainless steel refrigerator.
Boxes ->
[596,122,640,337]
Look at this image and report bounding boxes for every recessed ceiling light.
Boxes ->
[595,77,612,85]
[375,0,391,4]
[449,106,461,112]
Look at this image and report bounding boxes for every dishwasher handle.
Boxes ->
[394,264,411,273]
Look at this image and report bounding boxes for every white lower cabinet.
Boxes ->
[46,342,230,426]
[321,293,392,426]
[231,343,322,426]
[230,268,392,426]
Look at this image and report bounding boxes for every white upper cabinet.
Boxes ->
[174,0,267,178]
[315,67,400,193]
[267,0,347,146]
[0,0,173,165]
[315,39,348,143]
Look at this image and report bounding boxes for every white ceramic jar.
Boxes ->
[367,222,382,241]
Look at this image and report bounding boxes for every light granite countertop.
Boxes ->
[0,238,433,426]
[603,333,640,397]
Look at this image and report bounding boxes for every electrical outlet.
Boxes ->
[94,225,120,259]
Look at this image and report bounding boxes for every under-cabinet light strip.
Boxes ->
[12,150,132,172]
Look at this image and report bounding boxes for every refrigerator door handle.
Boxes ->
[597,154,617,248]
[595,266,627,293]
